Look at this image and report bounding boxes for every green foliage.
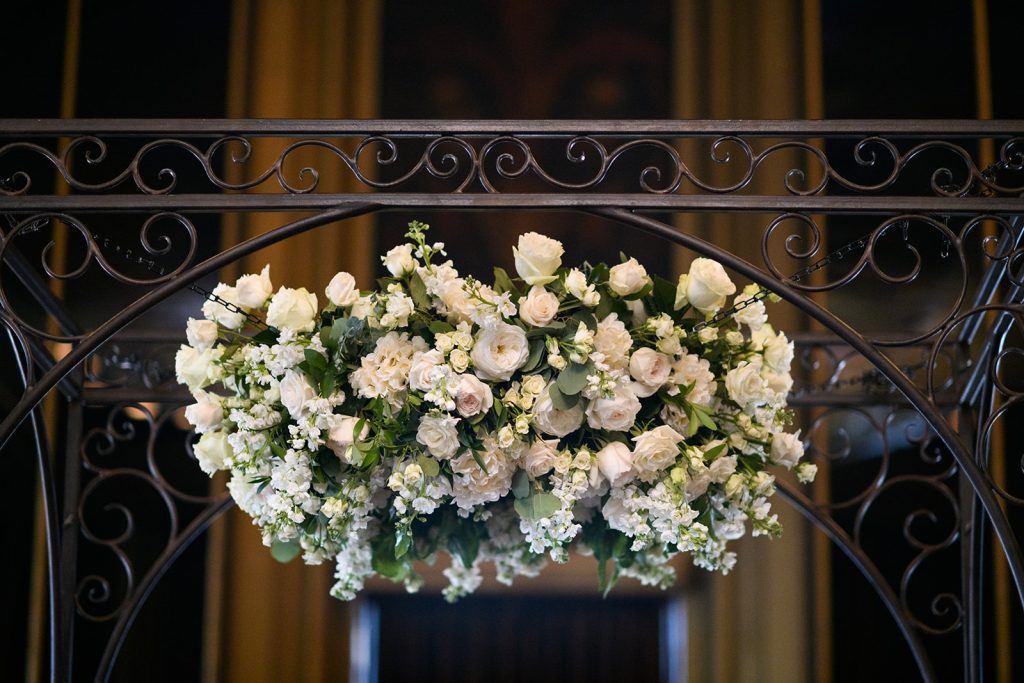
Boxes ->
[513,491,561,521]
[271,539,301,563]
[556,360,594,396]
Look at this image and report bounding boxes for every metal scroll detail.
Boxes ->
[2,131,1023,197]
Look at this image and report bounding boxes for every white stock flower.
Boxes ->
[675,259,736,315]
[770,430,804,469]
[518,285,559,327]
[533,386,584,437]
[585,383,641,432]
[513,232,564,286]
[522,438,560,477]
[175,344,221,391]
[184,390,223,433]
[382,243,416,277]
[631,425,683,482]
[416,413,461,459]
[235,265,273,308]
[193,430,233,475]
[629,347,671,397]
[326,414,368,461]
[326,271,360,307]
[596,442,634,486]
[266,287,318,332]
[608,258,650,297]
[185,317,218,351]
[279,368,316,416]
[455,373,493,417]
[564,268,599,307]
[202,283,246,329]
[471,321,529,381]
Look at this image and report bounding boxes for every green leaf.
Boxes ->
[493,266,518,296]
[471,449,489,474]
[686,405,700,437]
[416,455,440,478]
[371,533,406,579]
[270,539,301,563]
[569,310,598,332]
[428,320,455,335]
[704,442,728,461]
[269,440,286,458]
[557,361,594,396]
[514,492,562,521]
[448,526,480,568]
[595,290,614,320]
[252,328,279,346]
[304,349,328,372]
[694,405,718,431]
[409,272,431,309]
[521,339,545,373]
[320,370,336,397]
[511,469,530,498]
[548,383,578,411]
[652,275,677,313]
[395,528,412,559]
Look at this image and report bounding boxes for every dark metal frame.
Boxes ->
[1,119,1022,682]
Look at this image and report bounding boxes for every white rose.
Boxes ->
[763,331,794,374]
[193,430,233,475]
[184,390,223,433]
[438,279,474,323]
[708,454,737,484]
[725,358,770,408]
[455,373,493,417]
[675,258,736,314]
[449,348,470,373]
[350,295,376,321]
[608,258,651,297]
[326,414,369,461]
[625,299,648,327]
[175,344,221,391]
[326,271,360,307]
[409,349,444,393]
[796,462,818,484]
[763,369,794,400]
[416,413,461,459]
[185,317,218,351]
[732,295,767,330]
[235,264,273,308]
[770,431,804,469]
[522,374,546,396]
[564,268,599,306]
[596,442,634,487]
[513,232,564,286]
[266,287,318,332]
[518,286,559,327]
[593,313,633,370]
[471,321,529,381]
[585,384,641,432]
[382,243,416,277]
[533,386,584,437]
[279,368,316,416]
[202,283,246,330]
[629,347,671,397]
[522,438,560,477]
[631,425,684,482]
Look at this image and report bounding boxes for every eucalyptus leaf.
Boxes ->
[521,339,545,373]
[511,469,530,499]
[416,455,440,478]
[514,492,562,521]
[270,539,301,563]
[557,361,593,396]
[548,383,578,411]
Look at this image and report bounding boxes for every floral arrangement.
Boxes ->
[177,222,815,601]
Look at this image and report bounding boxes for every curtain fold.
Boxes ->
[203,2,381,681]
[672,2,820,681]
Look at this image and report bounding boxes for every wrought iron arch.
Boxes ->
[1,119,1023,682]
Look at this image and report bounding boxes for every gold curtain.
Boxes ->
[203,2,381,680]
[672,1,822,681]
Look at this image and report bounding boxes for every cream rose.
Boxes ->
[416,413,461,459]
[518,285,559,327]
[596,442,634,487]
[513,232,564,286]
[266,287,318,332]
[522,438,560,477]
[279,368,316,416]
[326,271,360,307]
[770,430,804,469]
[725,358,770,408]
[608,258,651,297]
[455,373,493,417]
[193,430,233,475]
[326,414,369,461]
[471,321,529,381]
[382,243,416,277]
[235,265,273,308]
[675,258,736,314]
[184,390,223,433]
[409,349,444,393]
[631,425,684,482]
[175,344,221,392]
[629,347,671,397]
[202,283,246,330]
[585,384,641,432]
[533,387,584,437]
[185,317,218,351]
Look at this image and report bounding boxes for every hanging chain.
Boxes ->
[188,283,270,329]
